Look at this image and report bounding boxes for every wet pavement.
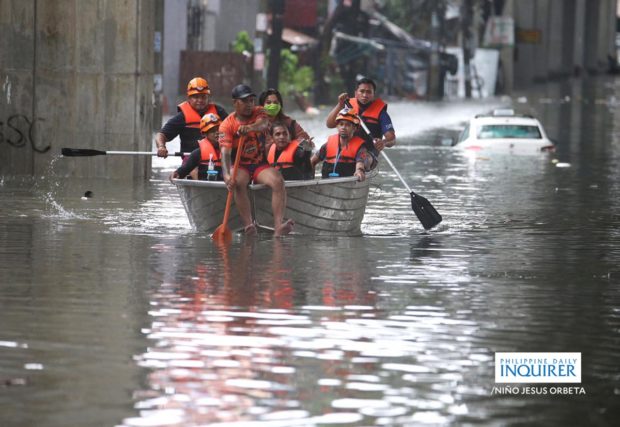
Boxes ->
[1,77,619,426]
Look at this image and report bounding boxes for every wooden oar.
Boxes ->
[61,148,190,157]
[379,151,443,230]
[212,136,245,242]
[346,102,443,230]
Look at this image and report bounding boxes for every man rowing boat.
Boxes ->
[156,77,228,158]
[325,77,396,169]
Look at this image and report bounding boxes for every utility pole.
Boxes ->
[267,0,285,89]
[461,0,473,98]
[153,0,164,127]
[427,7,441,100]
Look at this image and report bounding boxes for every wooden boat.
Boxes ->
[173,172,375,236]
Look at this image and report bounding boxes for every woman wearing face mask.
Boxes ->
[259,88,310,155]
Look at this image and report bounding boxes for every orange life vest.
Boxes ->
[348,98,386,139]
[267,140,310,180]
[267,140,300,169]
[325,134,365,163]
[197,138,222,180]
[178,102,218,128]
[322,134,365,178]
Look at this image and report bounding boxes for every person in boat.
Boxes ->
[267,121,314,181]
[169,113,223,182]
[219,84,294,237]
[259,88,310,154]
[311,109,368,182]
[156,77,228,168]
[325,77,396,169]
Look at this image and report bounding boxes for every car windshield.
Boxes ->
[477,125,542,139]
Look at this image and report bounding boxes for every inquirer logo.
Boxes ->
[495,352,581,383]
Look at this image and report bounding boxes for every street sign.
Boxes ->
[516,29,542,44]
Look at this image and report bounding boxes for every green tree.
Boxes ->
[278,49,314,97]
[232,31,313,97]
[232,31,253,54]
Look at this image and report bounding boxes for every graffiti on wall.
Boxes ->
[0,114,49,153]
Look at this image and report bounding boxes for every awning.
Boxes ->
[268,27,318,46]
[283,27,317,46]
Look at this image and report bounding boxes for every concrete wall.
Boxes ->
[163,0,187,111]
[513,0,535,86]
[584,0,601,70]
[546,0,564,76]
[215,1,259,52]
[534,0,551,80]
[0,0,160,179]
[583,0,617,71]
[499,0,515,93]
[188,0,259,52]
[163,0,259,106]
[513,0,617,88]
[564,0,587,75]
[603,0,618,62]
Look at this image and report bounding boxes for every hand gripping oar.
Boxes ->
[61,148,190,157]
[212,136,245,242]
[345,101,442,230]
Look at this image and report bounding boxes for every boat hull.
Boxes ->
[174,175,372,236]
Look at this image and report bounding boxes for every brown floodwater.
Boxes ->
[1,78,619,427]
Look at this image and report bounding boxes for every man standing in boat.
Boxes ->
[267,122,314,180]
[219,84,294,237]
[155,77,228,162]
[325,77,396,169]
[311,109,368,181]
[169,113,223,182]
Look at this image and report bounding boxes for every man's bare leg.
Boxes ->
[232,169,255,235]
[255,167,293,236]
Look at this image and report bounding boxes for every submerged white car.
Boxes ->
[454,109,555,155]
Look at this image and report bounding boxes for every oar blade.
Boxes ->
[211,224,232,242]
[411,192,442,230]
[61,148,106,157]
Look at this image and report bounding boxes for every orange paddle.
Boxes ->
[212,136,245,242]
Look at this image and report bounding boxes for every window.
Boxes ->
[477,125,542,139]
[458,123,470,142]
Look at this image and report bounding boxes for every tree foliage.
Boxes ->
[278,49,314,97]
[232,31,313,97]
[232,31,253,54]
[379,0,455,39]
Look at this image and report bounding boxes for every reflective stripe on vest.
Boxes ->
[198,139,221,166]
[267,140,300,169]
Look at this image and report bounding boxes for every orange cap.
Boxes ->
[187,77,210,96]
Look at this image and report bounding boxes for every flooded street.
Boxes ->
[1,78,619,426]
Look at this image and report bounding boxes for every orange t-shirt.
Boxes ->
[219,107,268,164]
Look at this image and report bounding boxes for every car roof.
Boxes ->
[470,109,542,126]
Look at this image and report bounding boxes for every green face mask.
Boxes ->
[264,103,281,117]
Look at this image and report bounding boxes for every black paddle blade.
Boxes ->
[411,192,442,230]
[61,148,106,157]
